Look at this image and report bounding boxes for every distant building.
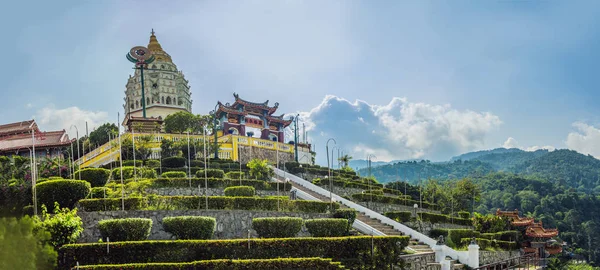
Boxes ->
[0,120,73,158]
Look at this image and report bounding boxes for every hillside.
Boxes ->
[470,149,549,170]
[450,148,524,162]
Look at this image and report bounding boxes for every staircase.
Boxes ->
[283,177,432,254]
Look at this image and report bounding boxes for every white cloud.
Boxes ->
[302,95,502,164]
[503,137,520,149]
[35,105,109,138]
[501,137,555,152]
[25,103,33,109]
[565,122,600,158]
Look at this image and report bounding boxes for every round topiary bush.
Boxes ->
[74,168,110,187]
[305,218,348,237]
[252,217,303,238]
[225,171,244,180]
[122,160,143,167]
[145,160,160,168]
[36,180,90,210]
[98,218,152,241]
[332,209,357,233]
[195,169,225,179]
[162,216,216,240]
[111,166,157,180]
[224,186,255,197]
[161,171,187,178]
[162,157,186,168]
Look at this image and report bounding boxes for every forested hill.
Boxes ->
[468,149,549,170]
[450,147,524,162]
[360,159,495,183]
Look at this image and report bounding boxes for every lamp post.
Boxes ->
[212,103,220,159]
[203,125,209,210]
[325,138,336,210]
[118,112,125,211]
[126,45,155,119]
[417,167,426,212]
[70,125,80,181]
[367,154,377,207]
[186,130,191,188]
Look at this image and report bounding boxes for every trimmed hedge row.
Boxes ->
[74,168,110,187]
[36,180,91,210]
[148,178,292,191]
[225,171,244,180]
[252,217,303,238]
[98,218,152,241]
[160,167,247,175]
[385,211,412,223]
[351,193,437,209]
[161,157,186,168]
[75,258,343,269]
[418,212,472,226]
[224,186,255,197]
[459,238,518,250]
[195,169,225,179]
[479,231,519,242]
[58,236,409,269]
[448,229,480,247]
[111,167,157,180]
[160,171,187,178]
[78,196,338,213]
[122,160,143,167]
[316,178,384,190]
[163,216,216,240]
[305,218,348,237]
[332,209,357,233]
[429,229,449,239]
[457,211,471,219]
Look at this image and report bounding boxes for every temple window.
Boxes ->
[162,96,165,104]
[166,97,171,105]
[135,100,139,108]
[130,103,134,109]
[146,97,150,105]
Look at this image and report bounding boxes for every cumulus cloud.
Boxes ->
[502,137,555,152]
[565,122,600,158]
[301,95,502,164]
[503,137,520,149]
[35,105,109,138]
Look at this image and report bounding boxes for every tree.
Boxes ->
[89,123,119,147]
[34,202,83,248]
[0,216,57,269]
[247,158,274,180]
[338,154,353,168]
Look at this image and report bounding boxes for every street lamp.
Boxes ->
[413,203,418,219]
[211,103,220,159]
[70,125,80,181]
[325,138,336,210]
[186,130,191,188]
[367,154,377,207]
[203,125,209,210]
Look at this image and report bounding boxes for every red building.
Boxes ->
[0,120,73,158]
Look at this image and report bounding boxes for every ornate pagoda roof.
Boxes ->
[496,208,535,226]
[0,130,73,153]
[216,102,248,117]
[147,29,172,63]
[526,221,559,238]
[546,244,563,255]
[0,120,37,137]
[232,93,279,115]
[266,114,292,127]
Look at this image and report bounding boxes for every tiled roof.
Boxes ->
[0,120,37,136]
[0,130,73,153]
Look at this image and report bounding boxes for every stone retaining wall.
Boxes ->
[400,252,437,270]
[402,220,472,237]
[356,201,441,215]
[78,210,329,243]
[479,250,521,266]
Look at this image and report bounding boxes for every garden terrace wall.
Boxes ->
[479,251,521,266]
[402,220,472,237]
[400,252,436,270]
[77,210,330,242]
[147,187,282,197]
[146,178,292,191]
[357,201,441,215]
[75,258,344,269]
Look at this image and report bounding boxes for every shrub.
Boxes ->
[370,189,384,195]
[447,229,480,247]
[247,159,274,180]
[457,211,471,219]
[295,200,339,213]
[111,167,157,180]
[418,212,449,224]
[74,258,343,269]
[190,160,204,167]
[1,216,57,269]
[195,169,225,179]
[429,229,449,239]
[495,231,519,242]
[460,238,491,249]
[224,186,256,197]
[36,180,90,211]
[89,187,108,198]
[59,236,408,269]
[162,216,216,240]
[162,157,186,168]
[332,209,357,233]
[252,217,303,238]
[305,218,348,237]
[161,171,187,178]
[78,197,144,212]
[34,202,83,248]
[0,184,32,216]
[75,168,110,187]
[98,218,152,241]
[225,171,244,180]
[453,217,473,226]
[351,193,437,209]
[145,160,160,168]
[122,160,143,167]
[385,211,412,223]
[148,177,291,191]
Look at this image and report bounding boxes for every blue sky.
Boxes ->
[2,1,600,165]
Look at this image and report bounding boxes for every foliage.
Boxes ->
[161,157,186,168]
[252,217,303,238]
[34,202,83,248]
[122,160,143,167]
[225,171,244,180]
[195,169,225,178]
[89,123,118,148]
[59,236,408,269]
[0,216,57,269]
[160,171,187,178]
[429,229,449,239]
[351,193,437,209]
[338,154,353,168]
[458,211,471,219]
[36,180,91,211]
[145,160,160,168]
[224,186,256,197]
[162,216,216,240]
[305,218,348,237]
[0,184,32,217]
[73,257,344,269]
[110,166,157,180]
[447,229,480,248]
[385,211,412,223]
[163,111,212,134]
[75,168,110,187]
[247,158,274,180]
[143,177,291,191]
[332,209,357,233]
[418,212,472,226]
[459,238,517,250]
[471,213,512,233]
[98,218,152,241]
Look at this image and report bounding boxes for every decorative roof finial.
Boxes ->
[151,28,155,35]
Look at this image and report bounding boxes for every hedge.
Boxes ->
[147,178,291,191]
[162,157,186,168]
[332,209,357,233]
[122,160,143,167]
[223,186,255,197]
[457,211,471,219]
[429,229,449,239]
[75,258,343,269]
[225,171,244,180]
[418,212,448,224]
[370,190,384,195]
[59,236,408,269]
[305,218,348,237]
[161,167,247,175]
[479,231,519,242]
[447,229,480,247]
[195,169,225,179]
[385,211,412,223]
[111,167,157,180]
[36,180,90,210]
[162,216,216,240]
[89,187,107,198]
[459,238,518,250]
[351,193,437,209]
[75,168,110,187]
[145,160,160,168]
[98,218,152,241]
[317,178,384,190]
[252,217,303,238]
[160,171,187,178]
[78,196,337,213]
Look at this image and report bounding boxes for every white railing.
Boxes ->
[273,167,473,265]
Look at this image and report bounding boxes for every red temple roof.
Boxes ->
[266,114,292,127]
[546,245,562,255]
[216,102,248,117]
[0,130,73,153]
[526,221,559,238]
[232,93,279,115]
[0,120,37,137]
[496,209,535,226]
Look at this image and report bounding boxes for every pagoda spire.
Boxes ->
[147,29,172,63]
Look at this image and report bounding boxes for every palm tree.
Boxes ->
[338,154,353,168]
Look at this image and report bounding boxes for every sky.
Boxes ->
[2,1,600,165]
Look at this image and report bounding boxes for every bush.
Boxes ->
[225,171,244,180]
[429,229,449,239]
[460,238,491,249]
[75,168,110,187]
[111,167,157,180]
[145,160,160,168]
[148,177,291,191]
[252,217,303,238]
[1,216,57,269]
[162,216,216,240]
[74,258,344,269]
[332,209,357,233]
[36,180,90,211]
[247,159,274,180]
[89,187,108,198]
[457,211,471,219]
[418,212,448,224]
[195,169,225,179]
[370,190,384,195]
[385,211,412,223]
[122,160,143,167]
[161,171,187,178]
[224,186,256,197]
[453,217,473,226]
[59,236,408,269]
[305,218,348,237]
[78,197,144,211]
[34,202,83,248]
[162,157,186,168]
[98,218,152,241]
[0,184,32,216]
[351,193,437,209]
[295,200,339,213]
[190,160,204,167]
[447,229,480,247]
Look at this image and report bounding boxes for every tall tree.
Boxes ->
[89,123,118,147]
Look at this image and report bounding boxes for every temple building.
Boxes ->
[122,30,192,132]
[496,209,563,257]
[0,120,73,158]
[216,93,292,143]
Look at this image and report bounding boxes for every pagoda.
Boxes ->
[496,209,563,257]
[122,30,192,132]
[215,93,292,143]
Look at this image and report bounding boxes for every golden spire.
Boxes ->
[147,29,172,63]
